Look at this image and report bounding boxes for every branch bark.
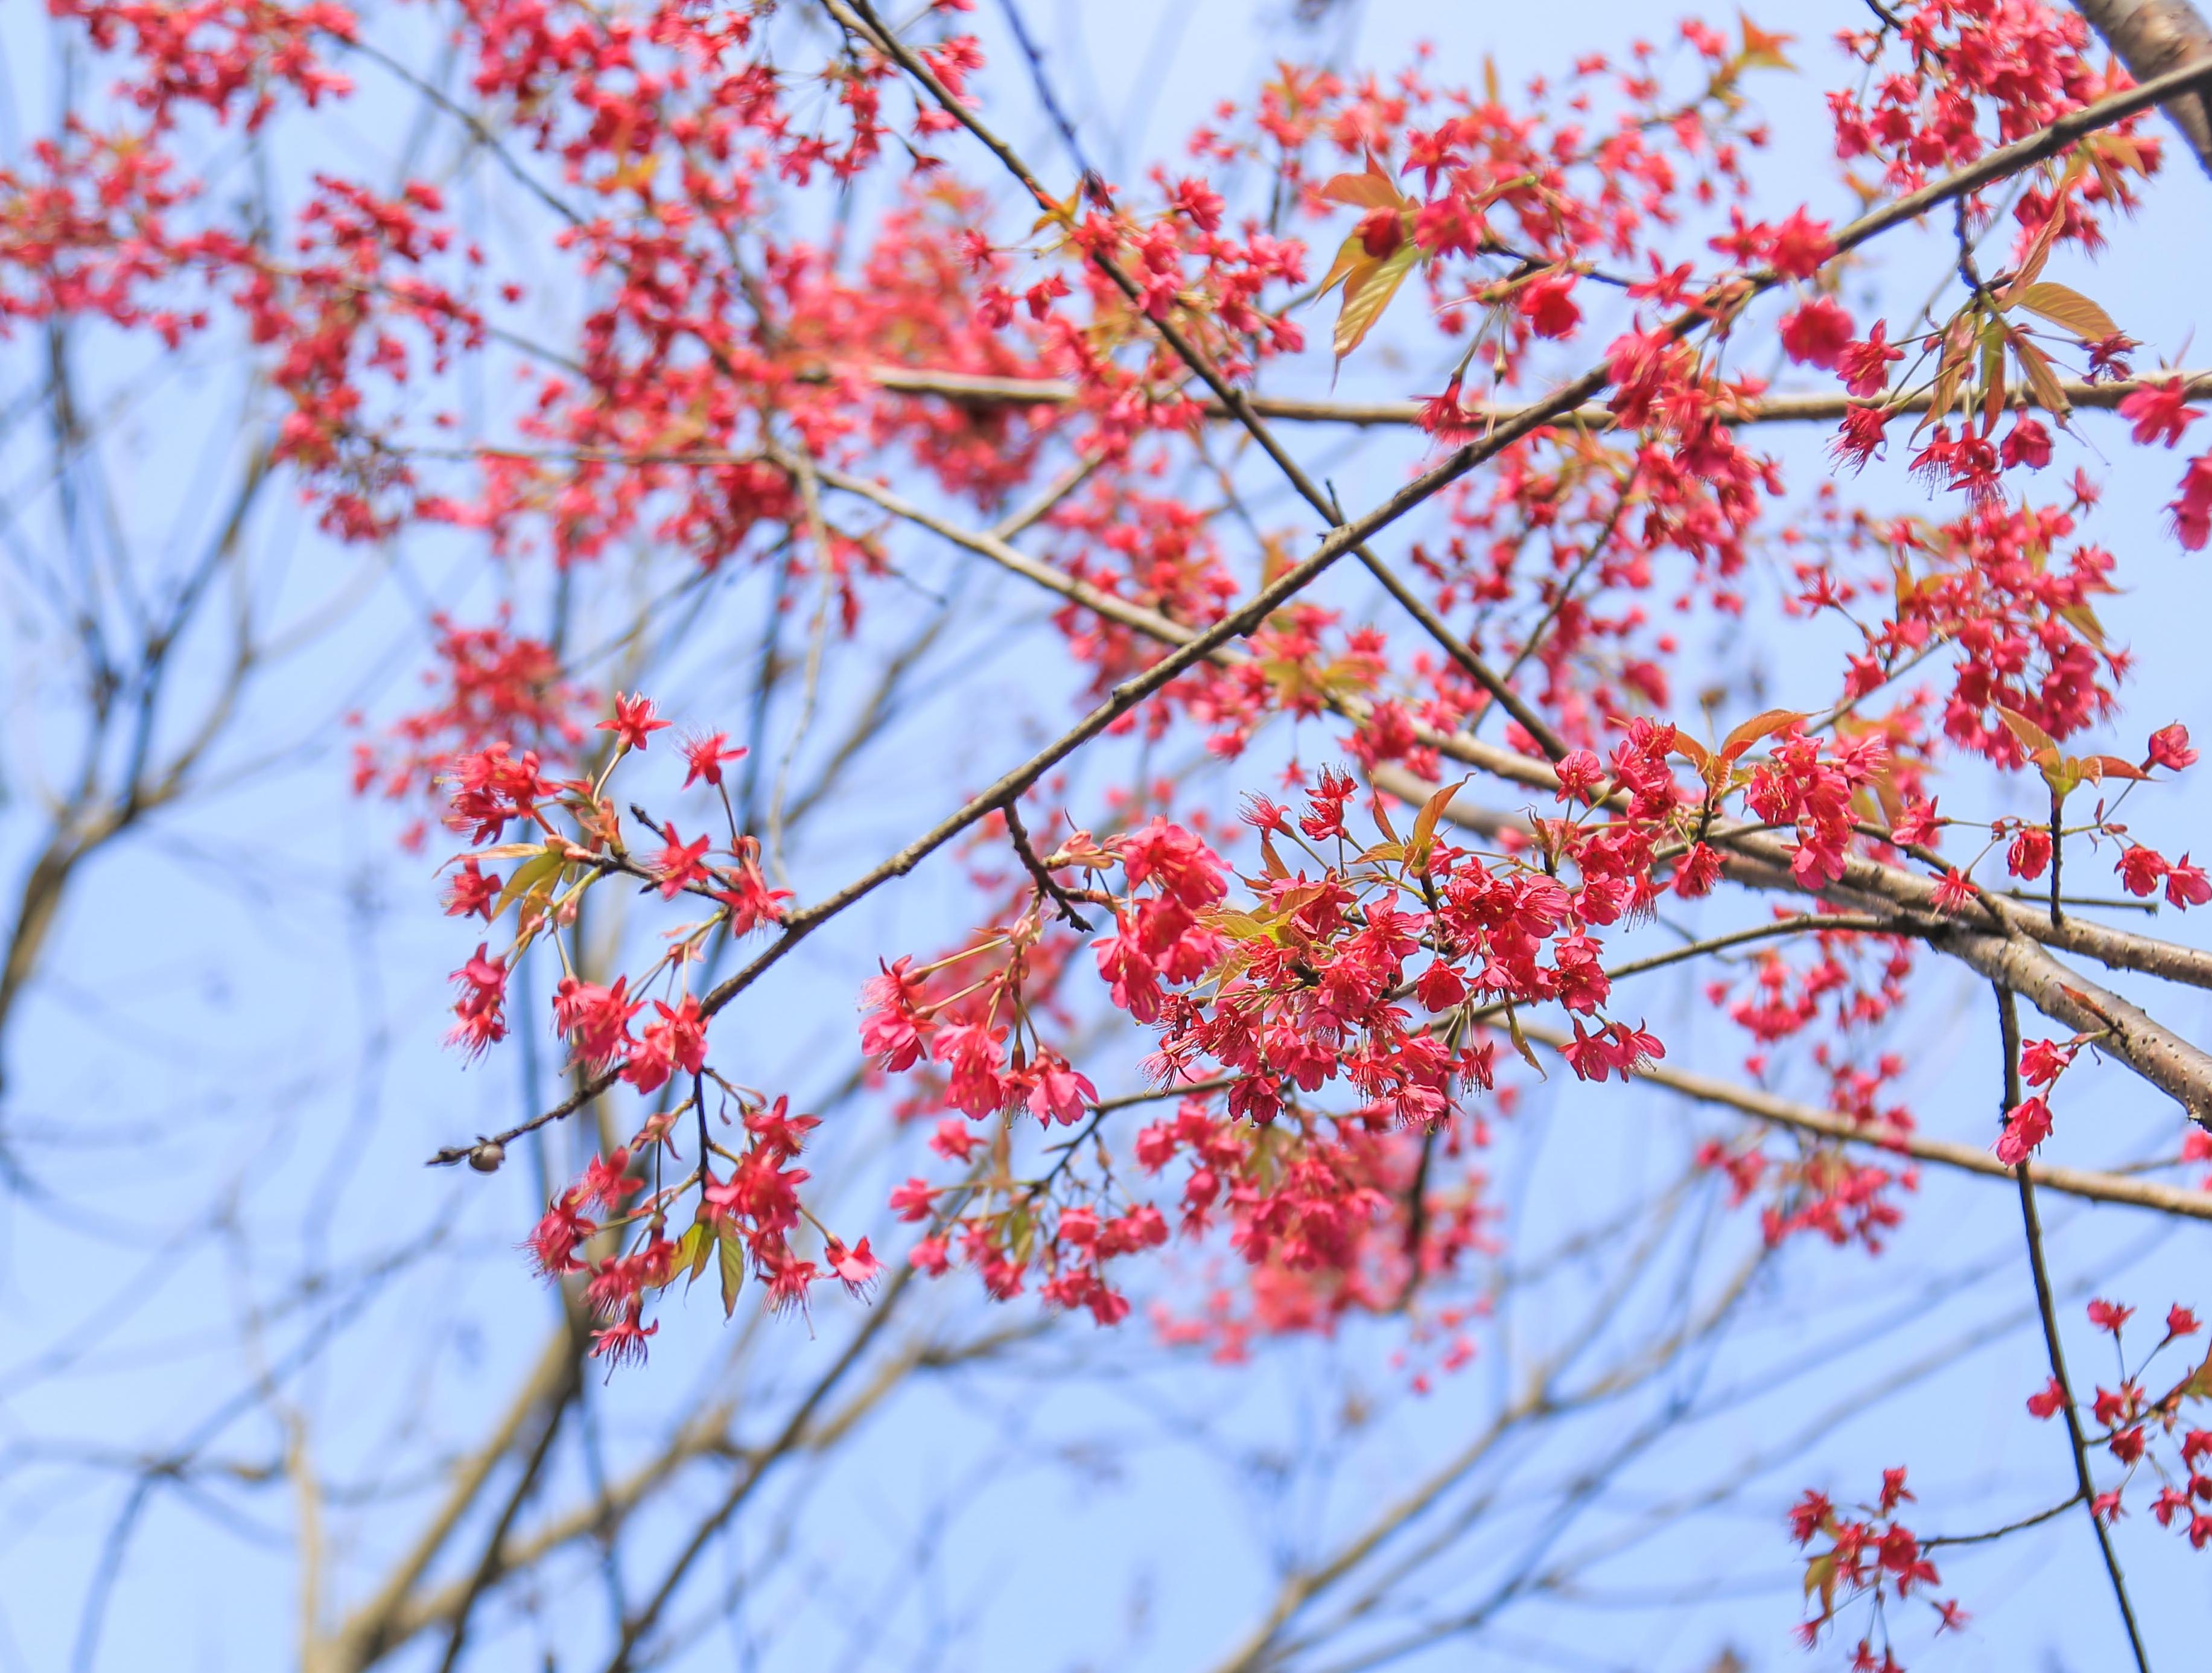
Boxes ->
[1513,1018,2212,1221]
[2076,0,2212,177]
[1378,763,2212,1127]
[841,363,2212,432]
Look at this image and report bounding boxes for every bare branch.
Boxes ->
[839,363,2212,432]
[1511,1017,2212,1222]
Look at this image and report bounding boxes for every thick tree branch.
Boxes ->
[1381,764,2212,1126]
[843,363,2212,431]
[2076,0,2212,176]
[440,30,2212,1172]
[1942,931,2212,1124]
[1513,1018,2212,1221]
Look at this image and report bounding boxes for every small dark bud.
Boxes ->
[468,1140,506,1174]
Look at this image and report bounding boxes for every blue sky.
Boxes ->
[4,2,2212,1671]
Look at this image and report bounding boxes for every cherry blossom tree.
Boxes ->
[8,2,2212,1670]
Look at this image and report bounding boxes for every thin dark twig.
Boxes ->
[1495,472,1636,692]
[839,0,1572,764]
[695,1072,712,1181]
[1002,802,1093,930]
[1924,1492,2080,1550]
[991,0,1107,198]
[1393,1124,1441,1310]
[1998,982,2152,1673]
[342,34,586,230]
[2050,788,2067,931]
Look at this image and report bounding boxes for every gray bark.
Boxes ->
[2075,0,2212,177]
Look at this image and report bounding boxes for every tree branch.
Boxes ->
[840,363,2212,432]
[437,31,2212,1170]
[1511,1017,2212,1222]
[2075,0,2212,176]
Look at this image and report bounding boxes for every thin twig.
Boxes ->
[766,453,838,889]
[1001,802,1093,930]
[1998,983,2153,1673]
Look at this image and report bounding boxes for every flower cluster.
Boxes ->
[2026,1297,2212,1547]
[427,692,894,1362]
[1791,1468,1963,1671]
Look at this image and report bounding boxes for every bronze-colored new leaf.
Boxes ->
[2012,281,2120,345]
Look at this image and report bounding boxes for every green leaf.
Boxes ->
[1803,1549,1839,1619]
[1978,316,2007,427]
[676,1220,713,1289]
[2179,1345,2212,1400]
[1206,910,1277,942]
[1737,12,1796,71]
[2009,333,2073,419]
[1997,154,2086,307]
[1314,228,1368,301]
[494,847,565,922]
[716,1226,746,1319]
[2077,754,2150,785]
[1369,791,1402,846]
[2055,599,2106,649]
[1317,156,1409,214]
[456,841,547,864]
[1502,1000,1546,1079]
[1333,240,1422,362]
[1921,321,1973,436]
[1719,708,1805,763]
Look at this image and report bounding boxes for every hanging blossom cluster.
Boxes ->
[1792,1468,1965,1673]
[431,692,862,1362]
[2020,1299,2212,1549]
[351,611,588,850]
[1699,917,1923,1255]
[860,793,1509,1332]
[853,708,2083,1343]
